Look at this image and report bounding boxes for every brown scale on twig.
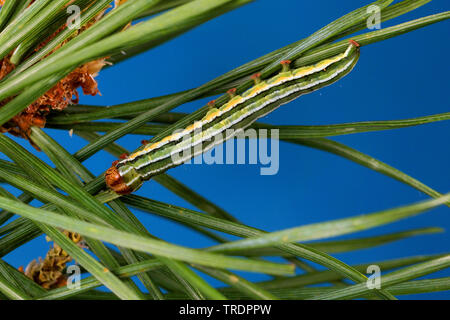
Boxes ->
[0,1,109,148]
[18,231,85,290]
[0,1,125,288]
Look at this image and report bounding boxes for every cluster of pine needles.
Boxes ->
[0,0,448,300]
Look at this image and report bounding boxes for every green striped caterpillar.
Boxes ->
[105,40,360,194]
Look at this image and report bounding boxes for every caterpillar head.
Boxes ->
[105,164,142,195]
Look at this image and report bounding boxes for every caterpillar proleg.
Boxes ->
[105,40,360,194]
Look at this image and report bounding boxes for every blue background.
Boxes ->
[3,0,449,299]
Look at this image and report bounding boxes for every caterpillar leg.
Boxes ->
[349,39,360,48]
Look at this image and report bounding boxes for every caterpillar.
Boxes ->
[105,40,360,194]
